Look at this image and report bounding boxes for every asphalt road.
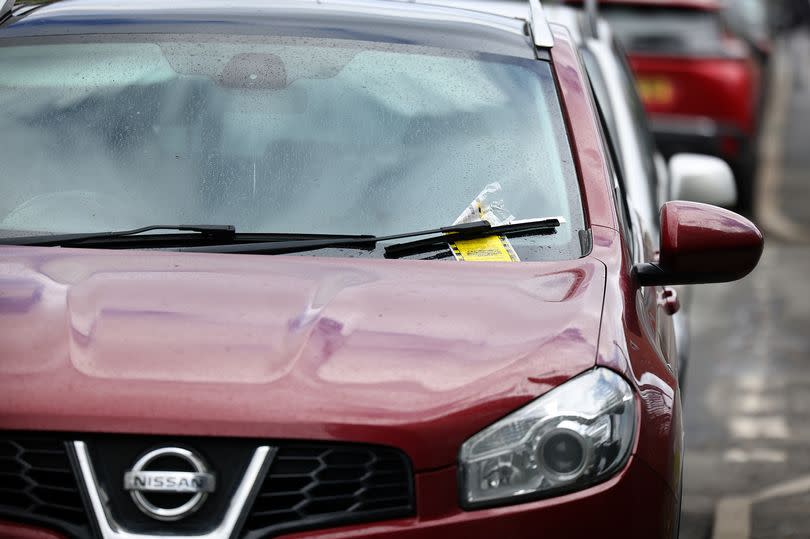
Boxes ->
[680,31,810,539]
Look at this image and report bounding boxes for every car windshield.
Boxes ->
[0,35,583,259]
[725,0,769,39]
[600,6,726,57]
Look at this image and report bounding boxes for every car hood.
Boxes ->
[0,247,605,469]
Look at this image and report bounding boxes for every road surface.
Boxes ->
[680,31,810,539]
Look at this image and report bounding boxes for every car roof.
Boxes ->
[0,0,543,58]
[439,2,612,47]
[565,0,721,11]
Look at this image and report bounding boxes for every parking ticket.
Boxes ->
[451,235,520,262]
[451,182,520,262]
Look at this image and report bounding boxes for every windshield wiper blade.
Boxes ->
[0,225,238,247]
[384,218,561,258]
[174,218,561,256]
[1,219,562,255]
[174,221,491,254]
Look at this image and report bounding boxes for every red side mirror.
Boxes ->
[634,201,764,286]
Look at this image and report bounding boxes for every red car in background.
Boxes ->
[569,0,764,212]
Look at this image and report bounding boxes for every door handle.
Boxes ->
[659,287,680,315]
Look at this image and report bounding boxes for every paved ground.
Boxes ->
[679,32,810,539]
[781,32,810,229]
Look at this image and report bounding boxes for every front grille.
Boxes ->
[0,436,414,539]
[0,436,90,537]
[243,444,414,537]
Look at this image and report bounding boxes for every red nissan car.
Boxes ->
[0,1,762,538]
[568,0,764,212]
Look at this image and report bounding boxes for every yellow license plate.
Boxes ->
[636,77,675,105]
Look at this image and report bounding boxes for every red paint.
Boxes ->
[280,461,677,538]
[0,522,66,539]
[659,201,764,277]
[0,20,763,539]
[0,247,605,470]
[590,225,682,493]
[549,23,617,230]
[565,0,762,160]
[629,55,761,138]
[659,288,681,316]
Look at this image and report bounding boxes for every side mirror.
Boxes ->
[669,153,737,208]
[634,201,763,286]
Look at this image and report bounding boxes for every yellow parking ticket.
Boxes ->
[451,235,520,262]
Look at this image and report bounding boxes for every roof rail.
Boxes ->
[528,0,555,47]
[582,0,599,38]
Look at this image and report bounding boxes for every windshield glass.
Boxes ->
[725,0,768,40]
[0,35,583,259]
[600,6,725,57]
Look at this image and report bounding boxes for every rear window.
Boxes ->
[600,6,726,56]
[724,0,769,41]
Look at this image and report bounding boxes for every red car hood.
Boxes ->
[0,247,605,470]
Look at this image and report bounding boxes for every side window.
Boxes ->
[612,38,661,226]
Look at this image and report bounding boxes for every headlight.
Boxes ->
[459,368,636,507]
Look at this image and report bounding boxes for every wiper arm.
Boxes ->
[0,224,237,247]
[384,218,561,258]
[174,218,561,256]
[1,219,562,255]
